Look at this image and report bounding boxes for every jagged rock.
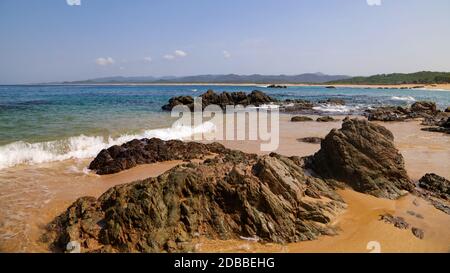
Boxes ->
[161,96,195,111]
[291,116,313,122]
[379,214,410,229]
[161,90,277,111]
[45,149,346,253]
[316,116,337,122]
[297,137,323,144]
[418,173,450,200]
[326,86,336,89]
[411,101,437,115]
[267,84,287,88]
[421,117,450,134]
[318,98,345,105]
[281,100,314,112]
[88,138,227,175]
[306,118,413,199]
[366,106,409,122]
[411,227,424,239]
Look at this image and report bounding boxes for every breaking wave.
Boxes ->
[391,96,416,102]
[312,104,360,113]
[0,122,216,170]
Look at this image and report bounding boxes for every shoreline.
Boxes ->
[0,116,449,252]
[4,83,450,91]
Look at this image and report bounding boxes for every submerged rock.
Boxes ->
[291,116,313,122]
[318,98,345,105]
[306,118,413,199]
[88,138,227,175]
[267,84,287,88]
[45,149,346,253]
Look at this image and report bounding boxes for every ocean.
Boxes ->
[0,84,449,170]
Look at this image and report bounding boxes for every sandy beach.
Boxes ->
[0,115,448,253]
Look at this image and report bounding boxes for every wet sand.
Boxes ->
[0,115,449,252]
[196,189,450,253]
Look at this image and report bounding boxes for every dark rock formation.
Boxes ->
[366,101,443,122]
[45,149,346,253]
[161,96,195,111]
[411,227,424,239]
[267,84,287,88]
[88,138,227,175]
[445,107,450,113]
[306,118,413,199]
[411,101,437,115]
[316,116,337,122]
[281,100,314,112]
[418,173,450,200]
[421,117,450,134]
[379,214,410,229]
[325,86,336,89]
[297,137,323,144]
[291,116,313,122]
[318,98,345,105]
[366,106,409,122]
[161,90,277,111]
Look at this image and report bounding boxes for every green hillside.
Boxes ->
[329,71,450,85]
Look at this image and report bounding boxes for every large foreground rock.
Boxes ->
[306,118,414,199]
[45,150,345,253]
[88,138,227,175]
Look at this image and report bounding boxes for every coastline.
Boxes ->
[1,115,448,253]
[16,82,450,91]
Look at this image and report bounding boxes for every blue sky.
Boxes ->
[0,0,449,83]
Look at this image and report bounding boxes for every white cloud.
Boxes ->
[144,56,153,63]
[163,54,175,60]
[66,0,81,6]
[174,50,187,57]
[366,0,382,6]
[95,57,115,66]
[223,50,231,59]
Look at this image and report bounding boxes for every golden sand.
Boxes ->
[0,116,448,252]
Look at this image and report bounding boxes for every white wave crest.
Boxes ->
[0,122,216,170]
[313,104,359,113]
[391,96,416,102]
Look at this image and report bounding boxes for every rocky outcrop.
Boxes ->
[306,118,413,199]
[88,138,227,175]
[45,149,346,253]
[316,116,337,122]
[291,116,313,122]
[297,137,323,144]
[161,96,195,111]
[418,173,449,200]
[267,84,287,88]
[281,100,314,113]
[421,117,450,134]
[367,101,445,122]
[161,90,277,111]
[445,107,450,113]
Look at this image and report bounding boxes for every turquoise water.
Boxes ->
[0,84,449,169]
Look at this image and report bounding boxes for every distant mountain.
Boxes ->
[62,73,351,84]
[329,71,450,85]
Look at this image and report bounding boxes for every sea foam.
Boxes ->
[312,104,359,113]
[390,96,416,102]
[0,122,216,170]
